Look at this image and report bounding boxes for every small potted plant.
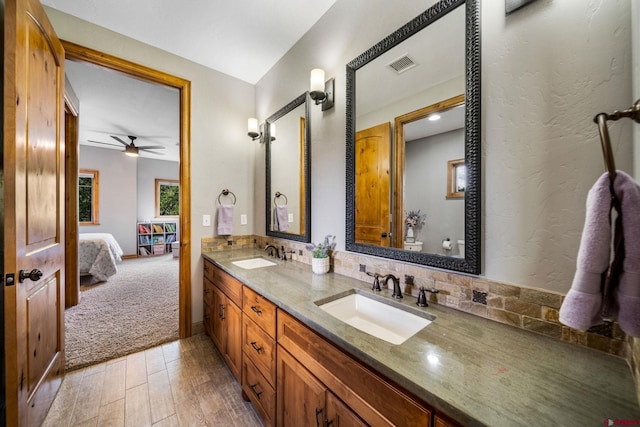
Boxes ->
[404,210,426,243]
[305,235,336,274]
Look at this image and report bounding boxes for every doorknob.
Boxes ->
[18,269,43,283]
[381,232,388,238]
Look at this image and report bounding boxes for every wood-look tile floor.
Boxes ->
[43,333,263,427]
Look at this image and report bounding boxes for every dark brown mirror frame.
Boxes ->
[265,92,312,243]
[345,0,481,274]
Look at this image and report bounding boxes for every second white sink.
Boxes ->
[316,290,433,345]
[232,257,277,269]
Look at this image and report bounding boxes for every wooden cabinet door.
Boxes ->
[326,392,368,427]
[210,286,226,353]
[277,347,327,427]
[224,300,242,382]
[203,301,213,337]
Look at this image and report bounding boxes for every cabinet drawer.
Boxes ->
[212,265,243,307]
[278,311,431,427]
[203,277,215,306]
[203,259,215,283]
[243,315,276,387]
[243,357,276,426]
[243,287,277,338]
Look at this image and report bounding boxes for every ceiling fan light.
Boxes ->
[124,145,139,157]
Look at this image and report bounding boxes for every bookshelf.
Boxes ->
[137,221,178,256]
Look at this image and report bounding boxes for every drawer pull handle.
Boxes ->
[250,305,262,316]
[250,341,264,353]
[315,408,323,427]
[249,383,262,399]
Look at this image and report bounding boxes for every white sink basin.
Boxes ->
[316,291,433,345]
[231,258,277,269]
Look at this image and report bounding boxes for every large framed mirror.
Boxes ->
[346,0,481,274]
[266,92,312,243]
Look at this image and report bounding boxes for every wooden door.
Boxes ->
[4,0,66,425]
[277,347,327,426]
[224,301,242,382]
[355,122,391,246]
[326,392,368,427]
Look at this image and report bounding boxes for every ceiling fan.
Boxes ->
[87,135,165,157]
[111,135,165,157]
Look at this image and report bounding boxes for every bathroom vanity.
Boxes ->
[202,249,638,426]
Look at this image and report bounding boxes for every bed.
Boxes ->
[79,233,124,281]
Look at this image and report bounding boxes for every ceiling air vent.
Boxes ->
[386,54,417,74]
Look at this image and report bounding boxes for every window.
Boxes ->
[79,169,99,225]
[156,179,180,217]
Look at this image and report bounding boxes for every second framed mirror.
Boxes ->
[265,92,311,243]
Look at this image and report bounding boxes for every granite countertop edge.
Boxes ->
[202,249,638,427]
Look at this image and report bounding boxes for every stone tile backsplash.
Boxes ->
[202,235,628,359]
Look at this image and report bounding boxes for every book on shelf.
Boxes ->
[139,235,152,245]
[138,223,151,234]
[164,223,177,232]
[152,224,164,233]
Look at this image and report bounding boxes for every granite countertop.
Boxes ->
[202,249,639,426]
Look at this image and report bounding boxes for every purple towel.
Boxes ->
[614,171,640,336]
[217,204,234,235]
[559,173,612,331]
[559,171,640,336]
[275,205,290,231]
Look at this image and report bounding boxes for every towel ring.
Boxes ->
[594,98,640,185]
[217,189,236,205]
[274,191,288,207]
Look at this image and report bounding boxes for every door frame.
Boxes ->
[392,94,465,248]
[62,41,192,338]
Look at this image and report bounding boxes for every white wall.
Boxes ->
[45,7,256,325]
[256,0,634,294]
[79,146,138,255]
[405,129,465,254]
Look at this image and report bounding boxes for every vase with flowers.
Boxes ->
[404,210,426,243]
[305,235,336,274]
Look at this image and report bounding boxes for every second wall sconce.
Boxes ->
[247,118,276,143]
[309,68,334,111]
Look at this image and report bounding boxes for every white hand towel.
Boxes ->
[217,204,234,235]
[275,205,290,231]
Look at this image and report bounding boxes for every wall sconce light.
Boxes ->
[248,118,261,141]
[268,123,276,142]
[309,68,334,111]
[247,119,276,143]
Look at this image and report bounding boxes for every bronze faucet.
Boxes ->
[383,274,403,299]
[264,243,279,258]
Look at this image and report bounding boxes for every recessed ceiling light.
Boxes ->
[428,114,441,121]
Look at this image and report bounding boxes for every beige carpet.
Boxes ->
[65,254,179,371]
